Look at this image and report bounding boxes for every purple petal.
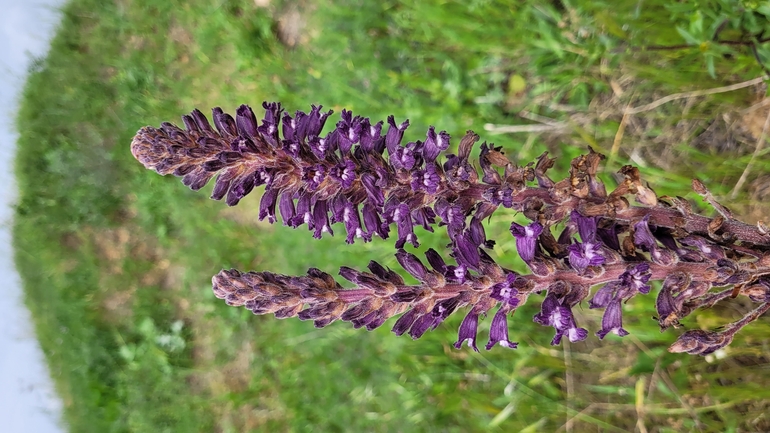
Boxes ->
[453,233,480,271]
[330,159,357,189]
[490,273,519,307]
[571,210,598,242]
[454,310,480,352]
[343,203,367,243]
[362,202,388,239]
[257,102,282,146]
[394,204,418,248]
[633,215,657,251]
[360,119,383,153]
[509,222,543,263]
[312,200,333,239]
[485,308,518,350]
[258,189,279,223]
[567,241,605,272]
[385,116,409,154]
[408,313,436,339]
[422,126,450,162]
[597,299,629,339]
[278,192,296,226]
[588,283,616,309]
[392,309,420,336]
[395,249,429,281]
[236,104,259,139]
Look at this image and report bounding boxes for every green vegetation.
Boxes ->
[14,0,770,431]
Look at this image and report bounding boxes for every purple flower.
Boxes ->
[571,210,598,242]
[567,240,605,272]
[454,310,480,352]
[342,202,367,243]
[390,145,417,170]
[408,313,436,339]
[533,292,588,345]
[312,200,333,239]
[588,283,615,309]
[596,299,629,339]
[422,126,450,162]
[362,203,389,239]
[258,102,283,147]
[489,273,519,306]
[360,173,384,208]
[396,249,429,282]
[359,119,384,153]
[633,215,657,251]
[392,308,421,336]
[393,203,418,248]
[510,221,543,263]
[336,109,363,154]
[302,164,326,191]
[633,216,677,265]
[452,233,481,271]
[384,116,410,154]
[278,192,296,226]
[235,104,259,139]
[620,262,652,294]
[330,159,357,189]
[258,188,278,223]
[411,164,442,194]
[486,307,518,350]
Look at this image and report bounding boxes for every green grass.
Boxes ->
[13,0,770,431]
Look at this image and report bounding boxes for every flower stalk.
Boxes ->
[132,102,770,355]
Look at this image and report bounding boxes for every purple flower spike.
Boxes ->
[454,310,480,352]
[567,241,605,273]
[597,299,629,339]
[510,221,544,263]
[486,307,518,350]
[490,273,520,306]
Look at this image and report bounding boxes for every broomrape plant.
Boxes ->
[131,103,770,356]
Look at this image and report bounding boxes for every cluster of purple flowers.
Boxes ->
[132,102,770,356]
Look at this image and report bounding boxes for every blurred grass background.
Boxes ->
[12,0,770,431]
